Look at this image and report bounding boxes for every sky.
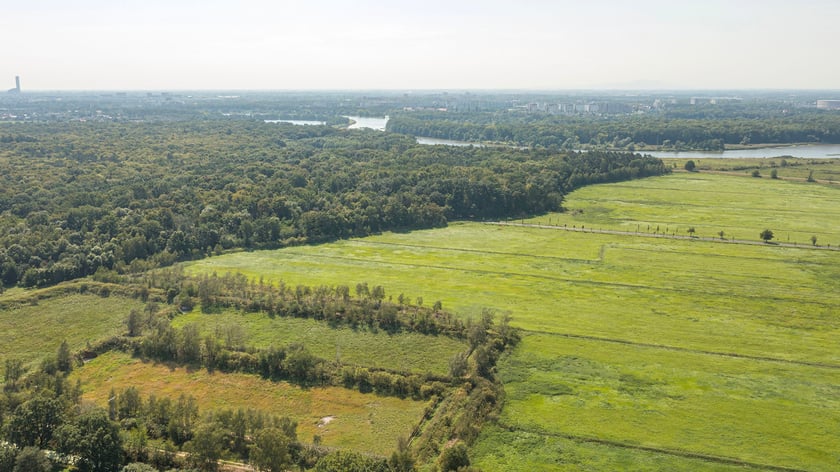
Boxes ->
[2,0,839,91]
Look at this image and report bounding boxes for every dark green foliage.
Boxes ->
[249,427,294,472]
[314,449,389,472]
[121,463,158,472]
[0,443,17,472]
[760,229,774,242]
[0,121,667,288]
[388,436,415,472]
[4,395,64,448]
[684,160,696,171]
[12,447,51,472]
[437,441,470,471]
[56,340,72,373]
[55,408,123,472]
[387,109,840,150]
[185,422,225,471]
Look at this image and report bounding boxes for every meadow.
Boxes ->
[72,351,428,455]
[186,171,840,470]
[0,291,143,370]
[172,309,467,376]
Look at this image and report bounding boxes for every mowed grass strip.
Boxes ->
[497,333,840,471]
[186,223,840,365]
[73,351,427,455]
[524,172,840,244]
[171,309,467,376]
[0,293,143,369]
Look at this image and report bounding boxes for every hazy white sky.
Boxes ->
[2,0,838,90]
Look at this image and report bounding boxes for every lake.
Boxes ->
[642,144,840,159]
[346,116,388,131]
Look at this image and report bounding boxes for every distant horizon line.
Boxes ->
[5,87,840,94]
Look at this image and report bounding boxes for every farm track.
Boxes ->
[496,422,809,472]
[349,240,599,264]
[526,330,840,370]
[488,222,840,251]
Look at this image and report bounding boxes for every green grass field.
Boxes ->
[0,293,143,370]
[525,171,840,244]
[73,351,428,455]
[171,309,467,376]
[182,172,840,470]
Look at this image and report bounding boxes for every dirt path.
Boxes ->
[487,221,839,251]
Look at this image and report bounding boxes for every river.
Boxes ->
[264,119,326,125]
[346,116,388,131]
[642,144,840,159]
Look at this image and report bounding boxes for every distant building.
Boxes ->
[7,76,20,93]
[817,100,840,110]
[690,96,741,105]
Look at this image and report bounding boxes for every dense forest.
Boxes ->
[0,121,667,288]
[387,109,840,150]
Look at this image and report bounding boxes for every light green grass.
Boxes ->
[171,309,467,376]
[187,224,840,366]
[472,425,763,472]
[73,351,427,455]
[492,332,840,471]
[524,172,840,244]
[0,293,143,369]
[184,173,840,470]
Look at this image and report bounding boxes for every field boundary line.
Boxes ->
[497,422,809,472]
[488,222,840,251]
[279,250,839,309]
[350,240,599,264]
[526,330,840,370]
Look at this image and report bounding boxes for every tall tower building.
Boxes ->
[7,76,20,93]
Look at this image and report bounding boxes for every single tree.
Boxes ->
[5,395,64,448]
[250,427,293,472]
[684,160,696,172]
[438,442,470,472]
[687,227,696,237]
[127,308,143,336]
[718,230,725,240]
[760,229,774,243]
[56,408,124,472]
[186,422,225,471]
[57,339,72,373]
[811,235,818,246]
[770,168,778,179]
[389,436,415,472]
[751,169,761,178]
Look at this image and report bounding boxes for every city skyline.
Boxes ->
[3,0,839,91]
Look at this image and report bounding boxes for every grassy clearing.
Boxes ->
[184,173,840,470]
[72,351,427,455]
[524,172,840,244]
[171,309,467,376]
[0,293,142,369]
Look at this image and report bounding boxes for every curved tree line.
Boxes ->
[0,121,667,288]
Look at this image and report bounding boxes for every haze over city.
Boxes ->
[3,0,840,91]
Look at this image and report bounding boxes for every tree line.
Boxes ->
[386,109,840,150]
[0,120,667,289]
